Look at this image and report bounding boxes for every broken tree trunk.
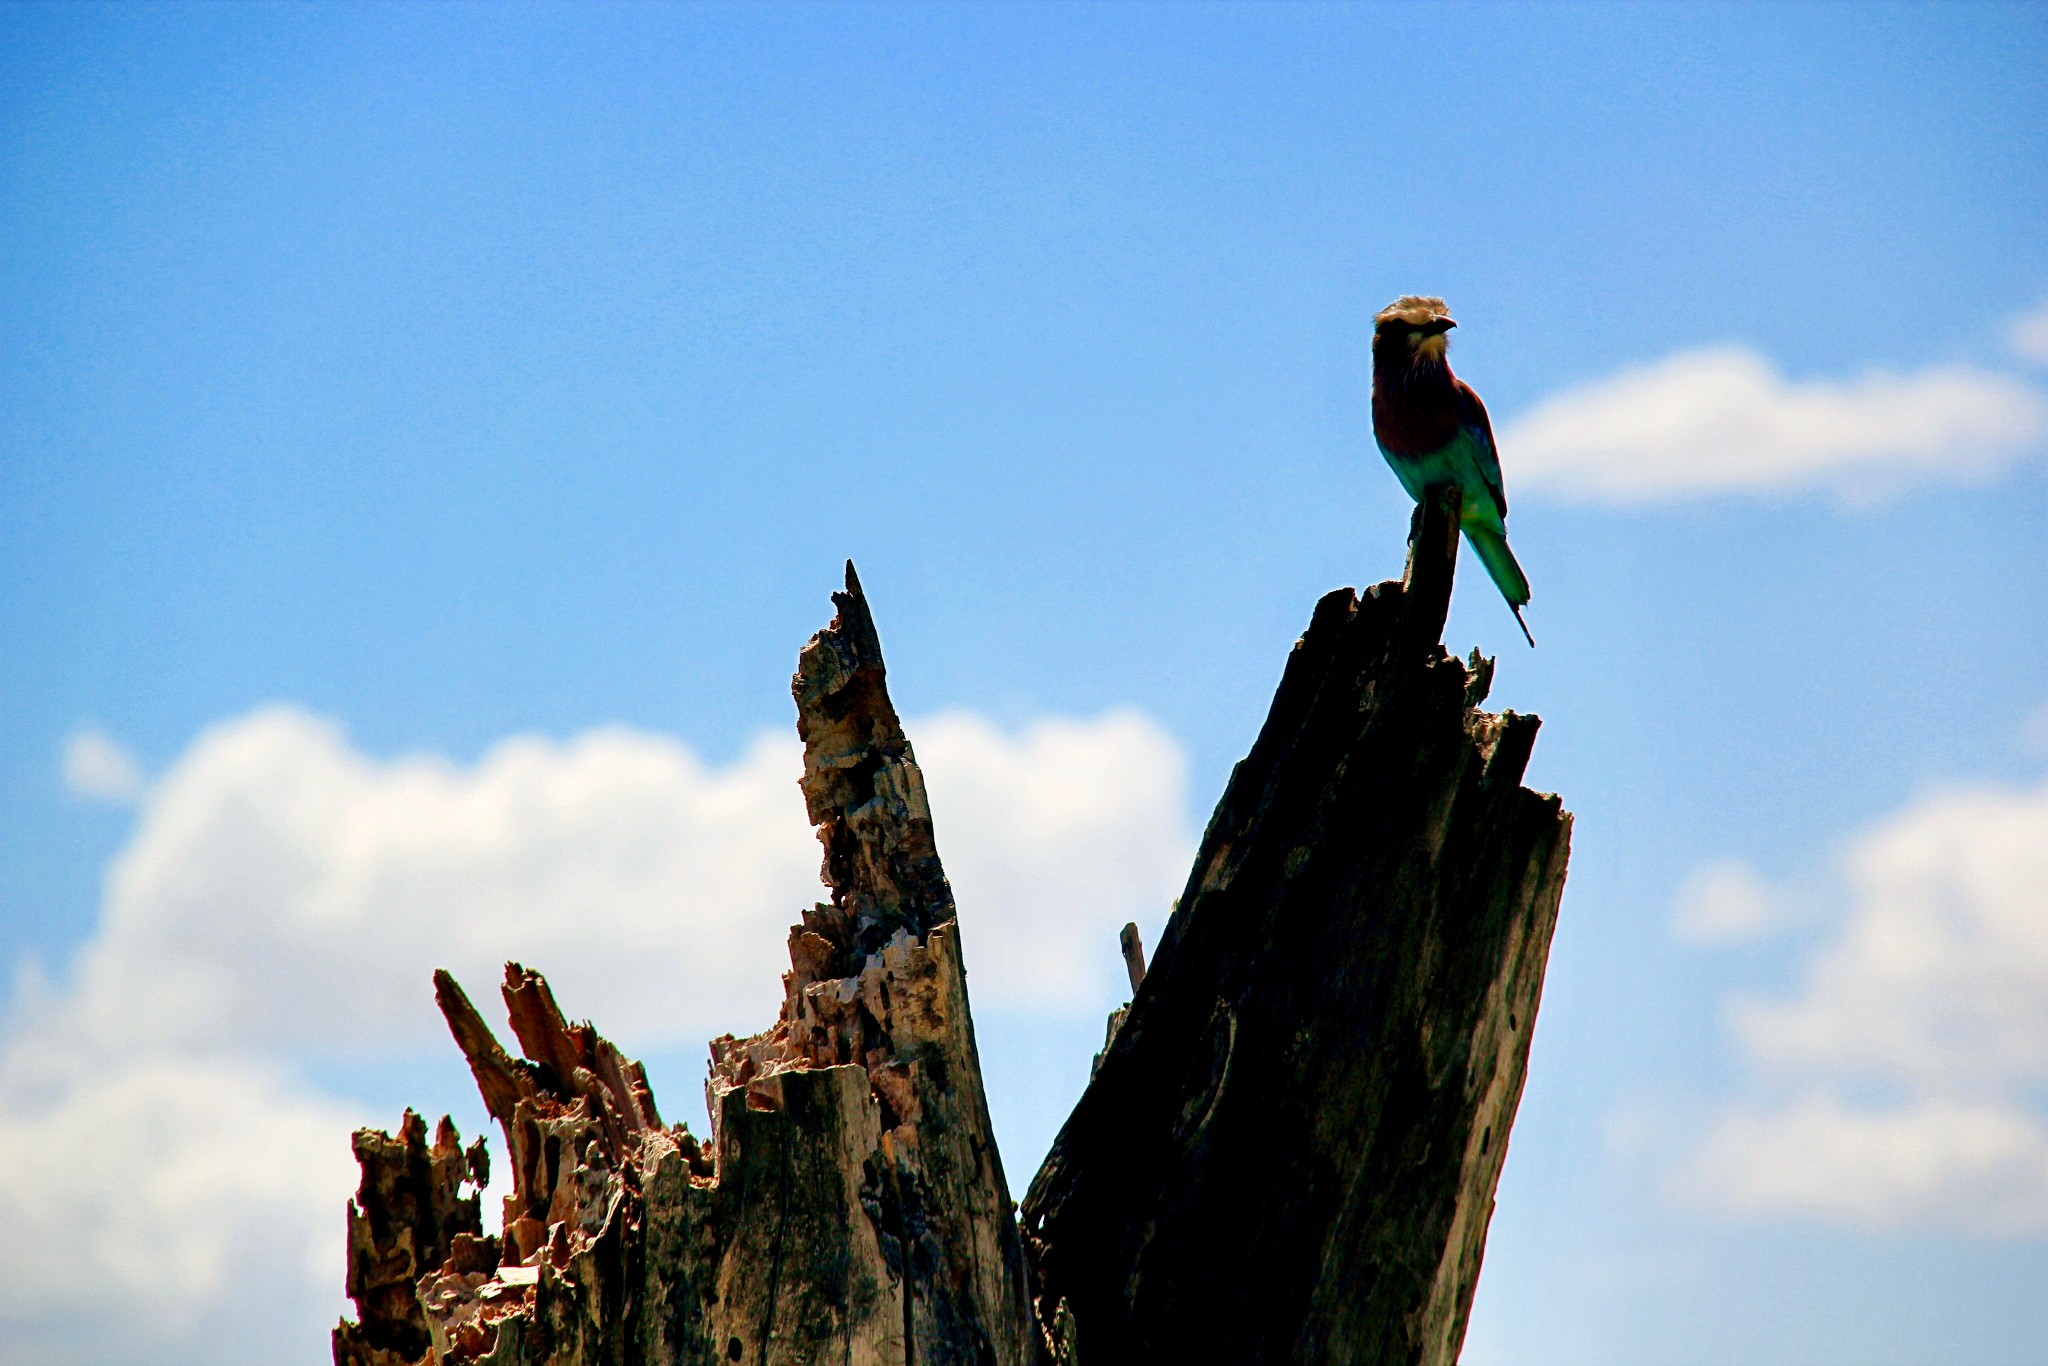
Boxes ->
[334,490,1568,1365]
[1019,488,1572,1365]
[334,564,1039,1366]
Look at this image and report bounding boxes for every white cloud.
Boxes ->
[0,703,1193,1358]
[1679,778,2048,1233]
[1733,781,2048,1090]
[914,710,1192,1008]
[0,1044,360,1323]
[1504,347,2048,503]
[55,705,1190,1059]
[1671,857,1791,946]
[66,708,818,1058]
[1684,1096,2048,1236]
[2008,300,2048,369]
[63,728,146,804]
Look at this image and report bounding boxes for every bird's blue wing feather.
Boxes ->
[1453,381,1508,521]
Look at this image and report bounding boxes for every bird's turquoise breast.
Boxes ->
[1376,432,1468,504]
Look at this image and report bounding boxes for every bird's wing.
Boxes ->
[1453,378,1508,520]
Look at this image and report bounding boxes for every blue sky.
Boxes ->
[3,3,2046,1362]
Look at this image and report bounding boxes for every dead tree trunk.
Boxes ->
[1019,488,1571,1365]
[334,492,1568,1366]
[336,564,1039,1366]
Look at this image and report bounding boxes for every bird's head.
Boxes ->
[1373,295,1457,367]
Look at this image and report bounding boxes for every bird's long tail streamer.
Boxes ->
[1510,603,1536,649]
[1464,523,1535,648]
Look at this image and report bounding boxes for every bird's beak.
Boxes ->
[1427,316,1457,334]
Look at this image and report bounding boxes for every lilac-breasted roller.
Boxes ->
[1370,294,1535,646]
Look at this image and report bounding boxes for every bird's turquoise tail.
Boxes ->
[1463,523,1535,647]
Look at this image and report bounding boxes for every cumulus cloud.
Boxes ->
[1,704,1194,1359]
[1677,778,2048,1233]
[913,710,1192,1008]
[64,709,818,1059]
[1504,347,2048,503]
[52,705,1189,1060]
[63,728,146,804]
[2008,300,2048,369]
[1733,782,2048,1090]
[0,1046,361,1322]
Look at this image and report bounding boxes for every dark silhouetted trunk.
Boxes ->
[1020,487,1571,1365]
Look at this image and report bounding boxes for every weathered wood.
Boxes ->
[1116,924,1146,995]
[333,514,1567,1365]
[693,560,1038,1366]
[1018,487,1572,1366]
[334,563,1039,1366]
[334,1110,493,1366]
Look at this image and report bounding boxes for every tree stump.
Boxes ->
[334,494,1569,1366]
[1021,487,1571,1364]
[335,564,1038,1366]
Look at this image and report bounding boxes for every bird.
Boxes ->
[1370,295,1535,647]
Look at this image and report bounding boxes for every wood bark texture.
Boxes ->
[334,564,1039,1366]
[1019,488,1572,1366]
[333,497,1569,1366]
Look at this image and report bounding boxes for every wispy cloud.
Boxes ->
[1670,858,1801,947]
[1505,347,2048,504]
[1,704,1194,1360]
[2008,300,2048,369]
[1674,777,2048,1233]
[62,728,146,805]
[2024,699,2048,758]
[1686,1096,2048,1236]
